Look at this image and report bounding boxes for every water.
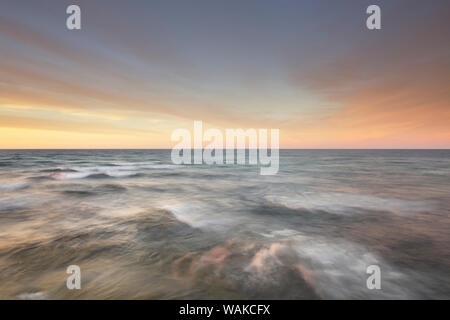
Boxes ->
[0,149,448,299]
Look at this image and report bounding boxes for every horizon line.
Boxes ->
[0,148,449,151]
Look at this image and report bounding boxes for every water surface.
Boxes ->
[0,149,448,299]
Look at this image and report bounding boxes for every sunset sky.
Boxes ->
[0,0,449,148]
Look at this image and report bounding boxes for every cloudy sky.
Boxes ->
[0,0,449,148]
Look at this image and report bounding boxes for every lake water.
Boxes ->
[0,149,448,299]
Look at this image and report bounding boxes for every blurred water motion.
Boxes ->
[0,149,448,299]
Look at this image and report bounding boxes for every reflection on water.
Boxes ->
[0,149,449,299]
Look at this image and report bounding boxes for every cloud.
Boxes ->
[1,0,448,148]
[286,4,450,148]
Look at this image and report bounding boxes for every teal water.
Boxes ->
[0,150,449,299]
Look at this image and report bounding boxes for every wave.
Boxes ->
[59,183,127,197]
[0,181,29,191]
[163,203,240,230]
[424,169,450,176]
[111,162,182,170]
[266,192,435,216]
[250,230,427,299]
[50,172,93,180]
[145,164,182,169]
[43,162,181,180]
[0,194,45,211]
[49,170,140,180]
[39,167,78,173]
[17,292,47,300]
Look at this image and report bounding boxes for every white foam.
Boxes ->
[50,172,94,180]
[17,291,47,300]
[105,171,139,178]
[249,230,419,299]
[0,181,29,191]
[111,161,156,166]
[70,166,137,173]
[50,168,139,180]
[111,162,181,169]
[266,192,434,216]
[163,203,238,230]
[144,164,182,169]
[51,162,180,180]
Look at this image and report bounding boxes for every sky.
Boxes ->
[0,0,449,148]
